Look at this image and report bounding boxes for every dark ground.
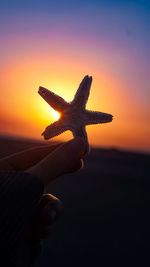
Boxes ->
[0,135,150,267]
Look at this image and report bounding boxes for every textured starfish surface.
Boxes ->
[38,75,113,149]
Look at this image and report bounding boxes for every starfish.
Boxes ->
[38,75,113,149]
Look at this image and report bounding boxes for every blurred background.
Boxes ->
[0,0,150,153]
[0,1,150,267]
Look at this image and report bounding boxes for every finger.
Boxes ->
[27,137,86,186]
[0,143,63,171]
[29,194,63,240]
[41,199,63,224]
[70,158,84,173]
[37,193,63,224]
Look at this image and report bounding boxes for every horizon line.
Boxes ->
[0,132,149,156]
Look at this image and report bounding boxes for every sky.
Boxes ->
[0,0,150,152]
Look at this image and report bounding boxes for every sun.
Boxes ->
[51,109,60,120]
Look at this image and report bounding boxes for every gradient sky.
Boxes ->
[0,0,150,152]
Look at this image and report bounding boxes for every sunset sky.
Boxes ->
[0,0,150,152]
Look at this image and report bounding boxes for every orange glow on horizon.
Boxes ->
[0,51,150,153]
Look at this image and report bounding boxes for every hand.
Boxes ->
[0,137,85,186]
[0,138,86,262]
[27,193,64,264]
[28,193,63,241]
[26,137,86,186]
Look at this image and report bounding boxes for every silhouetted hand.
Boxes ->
[0,137,86,264]
[26,137,85,186]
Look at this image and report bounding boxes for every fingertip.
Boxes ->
[64,137,86,157]
[78,158,84,170]
[80,159,84,169]
[70,159,84,173]
[69,137,91,157]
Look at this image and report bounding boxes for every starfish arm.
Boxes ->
[38,86,69,112]
[42,120,69,140]
[72,75,92,109]
[84,110,113,125]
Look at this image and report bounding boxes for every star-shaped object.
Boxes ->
[38,75,113,149]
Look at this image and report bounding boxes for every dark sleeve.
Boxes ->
[0,171,44,266]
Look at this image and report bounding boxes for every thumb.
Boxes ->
[26,137,86,186]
